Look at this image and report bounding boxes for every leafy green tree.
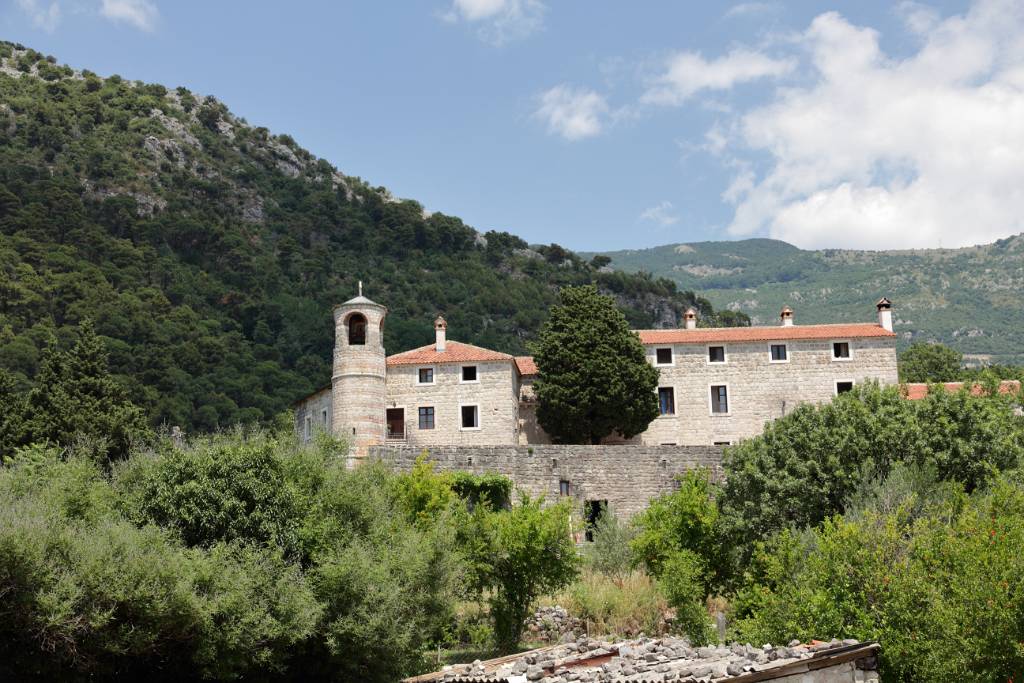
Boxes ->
[658,549,716,646]
[23,320,151,461]
[729,469,1024,682]
[898,342,964,382]
[0,369,26,458]
[532,285,659,444]
[468,494,580,653]
[718,382,1024,559]
[631,469,723,581]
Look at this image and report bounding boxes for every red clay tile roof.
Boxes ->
[637,323,895,345]
[515,356,538,376]
[386,340,515,366]
[903,380,1021,400]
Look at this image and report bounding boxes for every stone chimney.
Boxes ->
[434,315,447,352]
[780,306,794,327]
[684,307,697,330]
[876,297,893,332]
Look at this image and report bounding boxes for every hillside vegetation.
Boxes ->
[592,235,1024,364]
[0,42,741,433]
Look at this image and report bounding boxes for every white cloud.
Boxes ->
[640,201,680,227]
[641,49,796,106]
[100,0,158,31]
[16,0,61,32]
[534,85,608,141]
[443,0,545,45]
[718,0,1024,250]
[724,2,778,20]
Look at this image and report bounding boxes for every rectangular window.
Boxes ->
[417,367,434,384]
[770,344,788,362]
[708,345,726,363]
[836,381,854,395]
[658,387,675,416]
[418,406,435,429]
[304,415,311,441]
[711,385,729,414]
[832,342,851,359]
[713,441,732,446]
[460,404,479,429]
[559,480,571,497]
[655,347,673,365]
[321,409,328,426]
[461,365,478,382]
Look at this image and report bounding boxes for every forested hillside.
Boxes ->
[0,42,743,432]
[590,235,1024,364]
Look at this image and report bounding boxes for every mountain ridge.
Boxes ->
[0,41,743,432]
[590,233,1024,363]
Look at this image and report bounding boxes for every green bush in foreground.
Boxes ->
[0,432,463,682]
[729,467,1024,682]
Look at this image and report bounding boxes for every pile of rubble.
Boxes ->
[523,606,584,643]
[419,635,880,683]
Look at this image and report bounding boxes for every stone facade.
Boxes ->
[293,293,900,456]
[642,336,898,446]
[371,443,724,519]
[293,385,331,440]
[384,360,519,446]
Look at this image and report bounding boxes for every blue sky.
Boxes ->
[5,0,1023,252]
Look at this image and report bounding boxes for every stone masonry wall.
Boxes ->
[293,386,332,442]
[385,360,520,446]
[370,443,724,518]
[642,336,898,446]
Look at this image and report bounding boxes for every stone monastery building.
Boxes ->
[293,291,898,456]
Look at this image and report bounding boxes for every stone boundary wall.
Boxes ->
[368,444,724,518]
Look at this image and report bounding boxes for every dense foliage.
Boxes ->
[898,341,964,382]
[729,467,1024,681]
[0,430,582,680]
[532,286,660,443]
[0,42,734,434]
[1,318,151,462]
[718,381,1024,556]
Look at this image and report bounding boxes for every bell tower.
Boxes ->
[332,282,387,460]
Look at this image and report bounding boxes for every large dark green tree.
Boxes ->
[531,285,660,444]
[23,319,151,461]
[898,342,964,382]
[0,368,25,458]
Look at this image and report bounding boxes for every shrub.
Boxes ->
[658,550,716,646]
[583,505,635,579]
[545,569,667,637]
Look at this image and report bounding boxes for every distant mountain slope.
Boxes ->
[0,42,741,432]
[592,235,1024,364]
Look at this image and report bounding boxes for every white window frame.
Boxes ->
[834,379,856,396]
[831,340,853,362]
[706,344,728,365]
[654,346,675,367]
[459,402,481,431]
[768,343,790,364]
[709,383,732,416]
[657,386,676,417]
[321,408,329,427]
[460,364,480,384]
[416,365,436,386]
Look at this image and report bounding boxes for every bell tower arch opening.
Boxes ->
[347,313,367,345]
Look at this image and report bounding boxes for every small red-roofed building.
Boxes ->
[293,291,899,455]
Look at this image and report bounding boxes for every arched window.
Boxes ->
[348,313,367,345]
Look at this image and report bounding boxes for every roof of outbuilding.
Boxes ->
[404,636,880,683]
[515,356,538,376]
[903,380,1021,400]
[637,323,894,345]
[386,340,515,366]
